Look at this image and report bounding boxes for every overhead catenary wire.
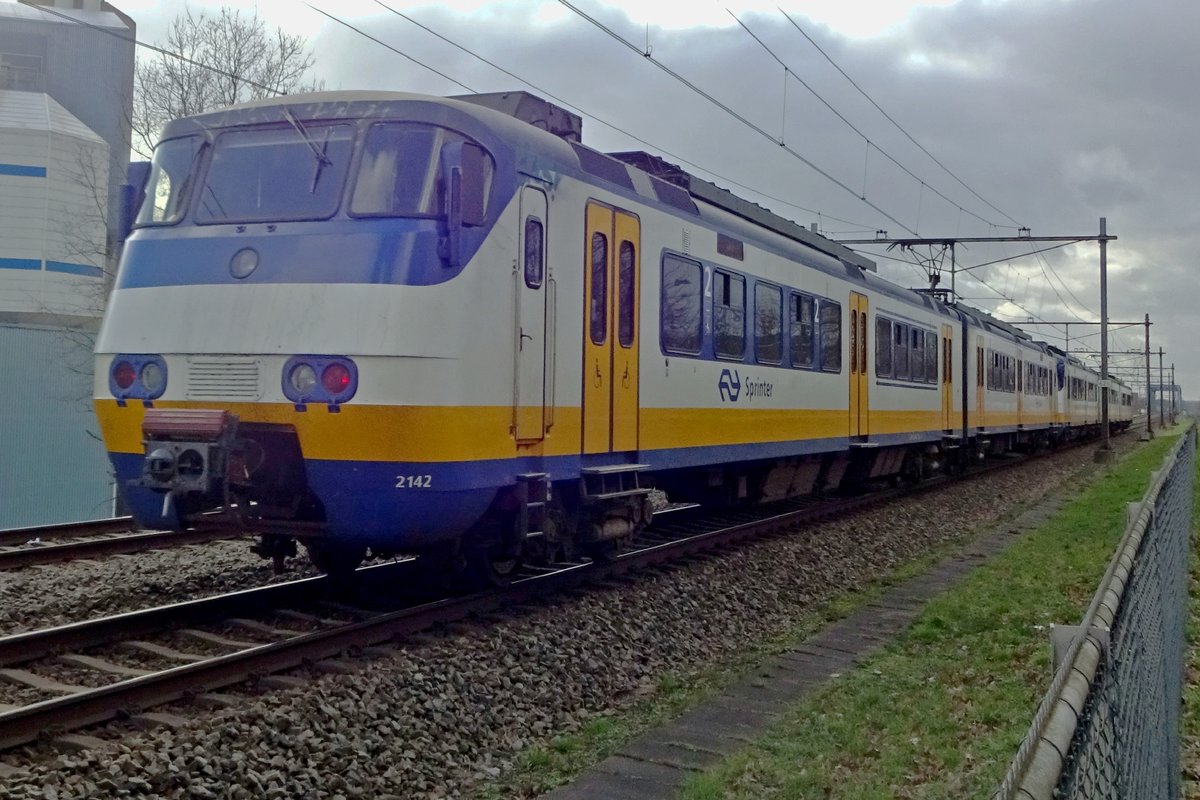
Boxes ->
[62,0,1109,349]
[305,4,474,93]
[771,7,1118,337]
[777,8,1022,229]
[363,0,876,231]
[727,9,1007,233]
[22,2,286,96]
[52,0,1025,247]
[53,0,876,234]
[555,0,920,236]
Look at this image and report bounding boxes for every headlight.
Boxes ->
[289,363,317,396]
[140,362,164,393]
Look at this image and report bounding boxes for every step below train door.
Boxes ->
[514,186,549,442]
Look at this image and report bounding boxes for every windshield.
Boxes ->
[351,122,493,217]
[136,135,203,226]
[196,122,354,223]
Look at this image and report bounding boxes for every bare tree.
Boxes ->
[131,6,321,158]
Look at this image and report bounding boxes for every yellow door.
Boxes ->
[582,202,640,454]
[1016,360,1024,425]
[975,337,985,428]
[849,292,869,437]
[941,324,954,430]
[611,211,640,452]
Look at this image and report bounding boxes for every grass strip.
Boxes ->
[679,428,1185,799]
[475,519,1003,799]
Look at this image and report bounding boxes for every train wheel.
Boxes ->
[465,542,522,589]
[303,541,366,579]
[584,539,620,562]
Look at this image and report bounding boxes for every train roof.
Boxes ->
[952,302,1033,341]
[606,151,877,274]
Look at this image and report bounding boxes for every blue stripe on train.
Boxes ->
[110,429,943,545]
[115,220,475,290]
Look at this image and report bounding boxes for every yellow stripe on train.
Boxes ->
[98,400,1075,464]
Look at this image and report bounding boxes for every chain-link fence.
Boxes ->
[995,426,1196,799]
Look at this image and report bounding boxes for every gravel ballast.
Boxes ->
[0,540,318,637]
[0,440,1138,798]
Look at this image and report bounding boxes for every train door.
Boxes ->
[849,292,869,437]
[1016,359,1024,425]
[515,187,549,441]
[582,201,640,454]
[975,337,985,427]
[1053,361,1063,422]
[941,324,954,430]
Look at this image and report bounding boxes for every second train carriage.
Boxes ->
[93,90,1131,579]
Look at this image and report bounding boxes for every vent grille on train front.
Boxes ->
[186,356,262,401]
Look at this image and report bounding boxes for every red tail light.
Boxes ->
[113,361,136,389]
[322,363,351,394]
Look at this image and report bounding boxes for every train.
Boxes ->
[93,89,1134,583]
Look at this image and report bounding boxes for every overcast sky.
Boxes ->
[108,0,1197,400]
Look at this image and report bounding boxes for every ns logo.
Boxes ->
[719,369,772,402]
[718,369,742,402]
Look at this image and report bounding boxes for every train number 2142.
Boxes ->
[395,474,433,489]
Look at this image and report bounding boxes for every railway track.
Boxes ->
[0,517,244,571]
[3,418,1146,575]
[0,434,1131,753]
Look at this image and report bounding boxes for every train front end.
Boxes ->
[93,93,514,571]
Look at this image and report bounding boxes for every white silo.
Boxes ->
[0,0,134,528]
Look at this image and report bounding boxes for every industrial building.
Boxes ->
[0,0,135,527]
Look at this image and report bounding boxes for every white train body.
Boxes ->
[93,90,1132,575]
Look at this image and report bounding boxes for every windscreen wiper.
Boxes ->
[283,108,332,192]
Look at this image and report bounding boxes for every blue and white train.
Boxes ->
[94,90,1132,580]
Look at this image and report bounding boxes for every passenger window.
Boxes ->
[819,300,841,372]
[714,270,745,360]
[754,283,782,364]
[790,293,815,368]
[911,329,924,382]
[590,232,607,345]
[661,255,702,354]
[925,333,937,384]
[524,217,544,289]
[875,317,893,378]
[618,241,635,348]
[895,324,910,380]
